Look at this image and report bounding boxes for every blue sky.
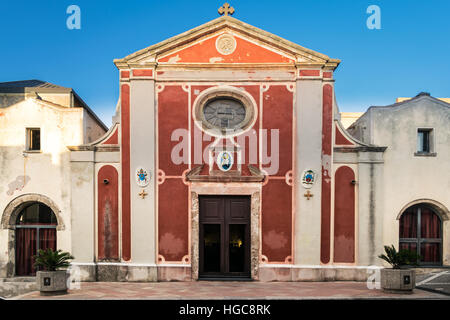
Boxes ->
[1,0,449,127]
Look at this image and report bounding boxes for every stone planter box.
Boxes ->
[381,268,415,293]
[36,270,69,295]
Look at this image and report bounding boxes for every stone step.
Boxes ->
[0,277,36,283]
[0,281,37,299]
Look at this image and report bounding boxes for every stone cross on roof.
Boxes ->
[218,3,235,16]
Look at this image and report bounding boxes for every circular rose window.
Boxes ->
[203,98,246,130]
[194,87,257,137]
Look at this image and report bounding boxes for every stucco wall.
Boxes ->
[294,79,323,265]
[365,97,450,265]
[0,98,85,276]
[37,93,71,107]
[83,109,107,144]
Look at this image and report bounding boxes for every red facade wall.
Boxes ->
[157,83,294,263]
[97,165,119,261]
[158,85,189,176]
[120,70,130,79]
[102,128,118,145]
[334,166,356,263]
[191,85,213,169]
[237,85,260,169]
[158,35,294,64]
[300,70,320,77]
[261,85,293,262]
[158,85,190,262]
[262,179,292,262]
[158,179,189,261]
[189,85,260,172]
[262,85,293,176]
[120,84,131,261]
[321,84,333,264]
[132,69,153,77]
[335,126,354,145]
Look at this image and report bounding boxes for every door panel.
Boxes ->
[202,224,222,273]
[228,198,250,220]
[203,198,224,220]
[228,224,247,273]
[199,195,251,278]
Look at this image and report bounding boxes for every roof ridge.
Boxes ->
[114,15,339,67]
[0,79,70,89]
[368,94,450,110]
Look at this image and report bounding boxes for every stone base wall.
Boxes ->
[72,263,191,282]
[72,263,158,282]
[70,263,380,282]
[258,265,380,282]
[157,265,192,281]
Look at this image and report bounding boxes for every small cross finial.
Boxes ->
[138,189,148,199]
[218,3,235,16]
[304,190,314,200]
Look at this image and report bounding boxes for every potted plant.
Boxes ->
[34,248,74,295]
[378,245,419,293]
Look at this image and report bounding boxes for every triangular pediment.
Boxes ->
[114,16,340,69]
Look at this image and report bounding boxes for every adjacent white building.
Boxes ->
[347,92,450,266]
[0,80,106,277]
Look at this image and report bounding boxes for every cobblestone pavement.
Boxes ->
[12,281,449,300]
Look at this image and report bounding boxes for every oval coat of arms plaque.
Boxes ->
[301,169,316,189]
[136,167,150,187]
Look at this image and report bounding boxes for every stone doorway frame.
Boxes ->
[190,183,261,280]
[1,194,65,277]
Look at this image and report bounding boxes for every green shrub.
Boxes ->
[34,248,74,271]
[378,245,420,269]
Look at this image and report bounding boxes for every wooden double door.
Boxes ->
[199,195,251,279]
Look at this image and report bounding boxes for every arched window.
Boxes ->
[399,204,442,265]
[15,203,57,276]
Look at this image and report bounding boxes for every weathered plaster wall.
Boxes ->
[0,99,85,276]
[0,94,25,108]
[356,152,384,266]
[38,93,71,107]
[347,109,372,143]
[361,97,450,265]
[83,110,107,144]
[334,149,384,267]
[70,153,95,263]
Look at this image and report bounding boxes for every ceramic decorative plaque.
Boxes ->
[135,167,150,187]
[301,169,316,189]
[216,151,233,172]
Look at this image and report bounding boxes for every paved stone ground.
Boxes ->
[11,281,449,300]
[416,269,450,295]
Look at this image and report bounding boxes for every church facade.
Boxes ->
[1,11,449,281]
